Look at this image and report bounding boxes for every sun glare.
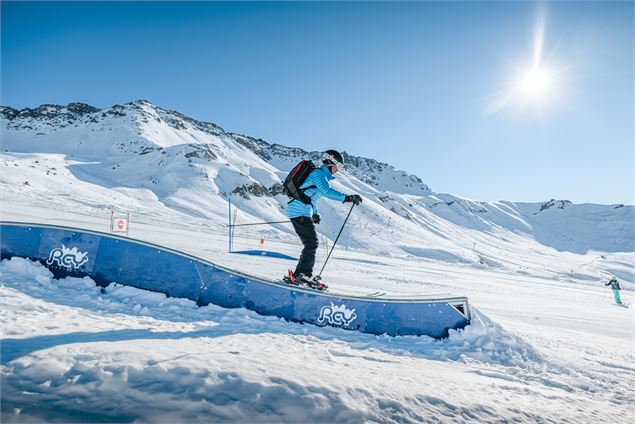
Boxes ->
[485,6,563,114]
[517,66,553,99]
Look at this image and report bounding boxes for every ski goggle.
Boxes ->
[321,152,344,171]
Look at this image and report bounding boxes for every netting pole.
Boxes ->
[228,198,232,252]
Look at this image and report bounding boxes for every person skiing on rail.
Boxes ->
[605,276,623,304]
[284,149,362,288]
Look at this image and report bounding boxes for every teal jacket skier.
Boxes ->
[605,276,622,304]
[286,150,362,286]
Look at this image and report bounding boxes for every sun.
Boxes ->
[485,7,564,114]
[518,67,553,99]
[517,66,554,99]
[485,62,559,114]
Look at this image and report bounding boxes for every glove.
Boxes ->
[312,214,321,224]
[344,194,362,205]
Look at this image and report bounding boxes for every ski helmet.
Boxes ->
[322,149,344,170]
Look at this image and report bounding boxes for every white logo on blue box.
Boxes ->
[318,302,357,327]
[46,245,89,270]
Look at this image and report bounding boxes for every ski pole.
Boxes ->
[318,203,355,278]
[226,220,291,227]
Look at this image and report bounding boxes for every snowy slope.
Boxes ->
[1,251,633,423]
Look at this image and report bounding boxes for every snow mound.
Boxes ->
[2,352,366,423]
[443,308,543,366]
[0,254,54,288]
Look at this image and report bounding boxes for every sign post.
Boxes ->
[110,210,130,237]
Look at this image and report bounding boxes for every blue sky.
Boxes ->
[2,1,633,204]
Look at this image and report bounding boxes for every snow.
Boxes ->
[1,101,634,422]
[3,256,632,423]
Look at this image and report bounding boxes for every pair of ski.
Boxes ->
[282,270,328,291]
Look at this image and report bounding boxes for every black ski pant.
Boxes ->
[291,216,318,277]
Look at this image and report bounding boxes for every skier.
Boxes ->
[605,276,622,304]
[285,149,362,288]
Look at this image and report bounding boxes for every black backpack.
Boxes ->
[283,160,317,204]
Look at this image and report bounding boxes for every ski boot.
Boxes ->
[293,273,328,290]
[306,275,328,291]
[282,270,300,286]
[283,271,328,291]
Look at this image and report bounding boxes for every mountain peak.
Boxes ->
[0,100,433,194]
[128,99,153,106]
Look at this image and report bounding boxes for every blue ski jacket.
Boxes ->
[287,163,346,218]
[605,278,621,290]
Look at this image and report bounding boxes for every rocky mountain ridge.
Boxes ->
[1,100,429,195]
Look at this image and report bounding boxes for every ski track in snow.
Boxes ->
[1,257,633,423]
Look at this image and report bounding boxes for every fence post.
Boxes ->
[228,198,232,252]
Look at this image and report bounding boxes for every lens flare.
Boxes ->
[518,66,553,99]
[485,5,560,114]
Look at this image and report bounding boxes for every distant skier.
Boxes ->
[283,149,362,288]
[605,276,622,304]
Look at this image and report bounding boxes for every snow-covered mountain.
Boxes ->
[1,101,633,284]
